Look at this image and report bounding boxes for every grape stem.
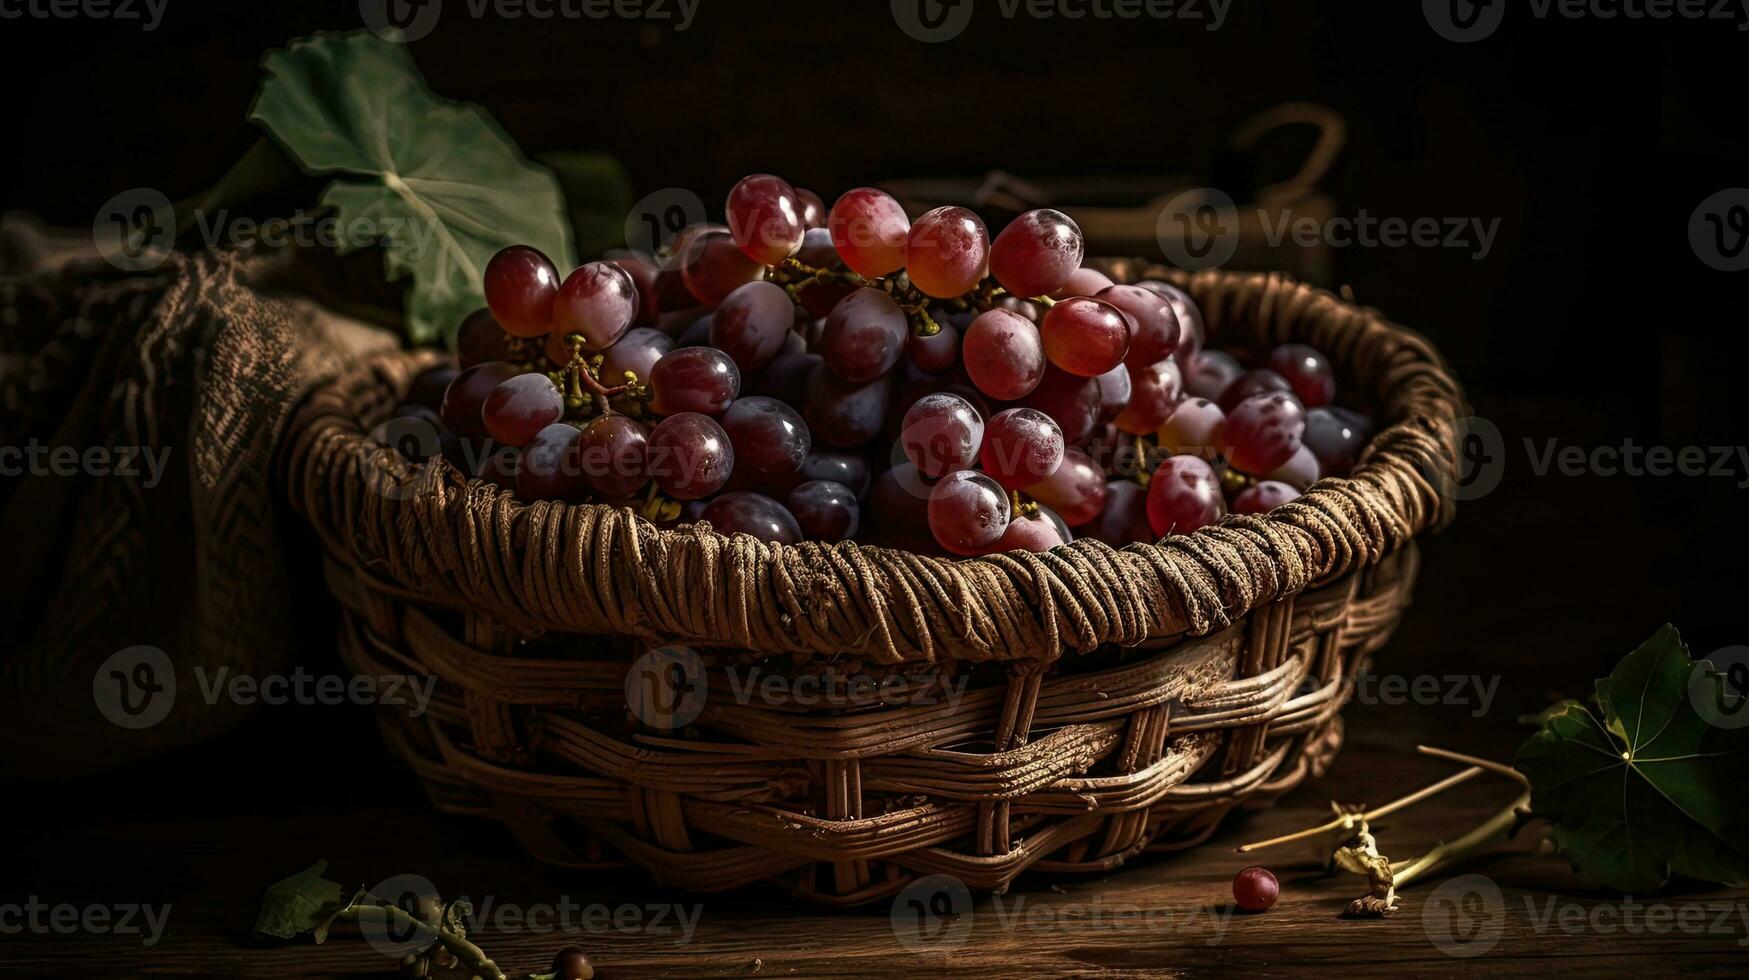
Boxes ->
[558,335,630,414]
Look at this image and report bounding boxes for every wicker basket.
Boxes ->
[282,264,1462,905]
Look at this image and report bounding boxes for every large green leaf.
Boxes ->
[1516,625,1749,891]
[253,859,349,943]
[247,31,578,344]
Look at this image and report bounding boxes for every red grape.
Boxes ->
[702,491,802,544]
[1302,406,1369,477]
[605,250,660,327]
[788,479,859,542]
[1021,367,1101,446]
[1156,397,1226,460]
[962,308,1046,400]
[828,187,910,278]
[578,414,651,499]
[1050,267,1113,299]
[674,314,713,349]
[981,408,1064,490]
[1266,343,1336,408]
[1233,480,1302,515]
[726,174,806,266]
[1025,447,1107,526]
[993,294,1044,323]
[802,361,891,447]
[928,470,1012,556]
[517,423,589,503]
[1040,297,1130,377]
[1086,479,1152,546]
[1113,358,1183,435]
[1265,445,1320,489]
[1138,280,1204,367]
[796,187,827,229]
[867,462,938,553]
[901,392,985,478]
[1097,284,1180,367]
[441,361,521,438]
[721,395,810,481]
[1219,369,1294,412]
[1094,364,1131,422]
[457,308,516,368]
[710,280,795,373]
[1184,349,1244,401]
[1224,392,1307,476]
[482,372,564,446]
[907,317,960,374]
[648,346,741,416]
[599,327,674,387]
[750,349,821,407]
[798,450,870,498]
[484,245,559,338]
[648,412,734,500]
[1233,867,1279,912]
[554,260,639,352]
[408,366,459,412]
[1145,455,1224,536]
[905,206,989,298]
[989,209,1084,298]
[821,287,908,383]
[680,229,765,305]
[990,513,1064,553]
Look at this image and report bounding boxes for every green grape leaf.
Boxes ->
[1515,624,1749,891]
[247,31,577,344]
[253,859,350,943]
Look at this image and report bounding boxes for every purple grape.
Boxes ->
[578,414,651,499]
[821,287,908,384]
[711,280,796,373]
[720,395,810,481]
[647,412,734,500]
[702,491,802,545]
[788,479,860,542]
[649,346,741,416]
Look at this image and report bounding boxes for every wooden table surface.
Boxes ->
[4,703,1745,979]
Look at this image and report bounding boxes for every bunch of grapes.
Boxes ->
[387,174,1374,555]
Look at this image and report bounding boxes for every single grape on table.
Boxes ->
[395,183,1375,554]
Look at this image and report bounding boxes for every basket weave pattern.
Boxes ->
[284,266,1462,903]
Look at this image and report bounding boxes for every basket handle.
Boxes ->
[1232,102,1346,205]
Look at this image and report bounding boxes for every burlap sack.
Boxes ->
[0,221,398,778]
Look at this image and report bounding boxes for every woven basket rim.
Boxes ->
[283,264,1464,667]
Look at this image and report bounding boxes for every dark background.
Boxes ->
[1,0,1744,921]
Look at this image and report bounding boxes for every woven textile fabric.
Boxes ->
[0,225,396,778]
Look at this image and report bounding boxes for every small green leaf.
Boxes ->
[1516,625,1749,891]
[247,31,577,344]
[253,860,349,943]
